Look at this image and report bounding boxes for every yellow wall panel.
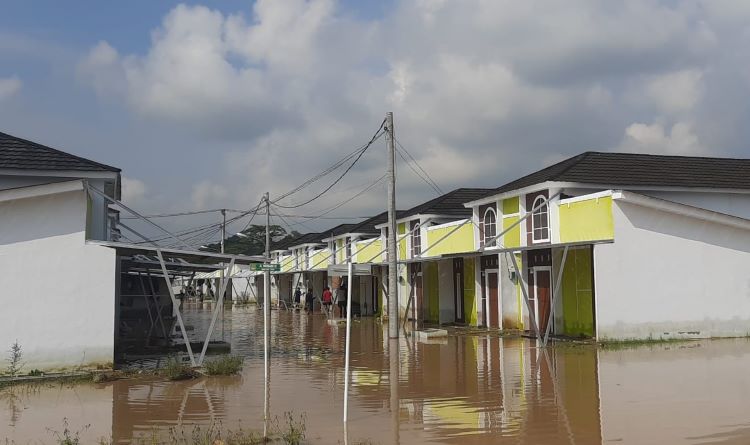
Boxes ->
[424,223,474,257]
[559,196,614,242]
[502,197,519,215]
[356,239,382,263]
[398,223,407,260]
[502,216,521,248]
[311,251,328,270]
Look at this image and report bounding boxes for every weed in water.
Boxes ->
[276,412,306,445]
[47,418,89,445]
[6,341,23,378]
[161,356,196,381]
[204,355,244,376]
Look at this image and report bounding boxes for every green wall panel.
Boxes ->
[561,248,595,337]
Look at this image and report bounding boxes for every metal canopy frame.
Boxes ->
[101,241,266,367]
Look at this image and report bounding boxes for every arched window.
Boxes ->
[531,195,549,242]
[483,208,497,246]
[412,223,421,256]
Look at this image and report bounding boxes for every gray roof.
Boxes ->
[400,188,492,219]
[478,151,750,200]
[0,131,120,173]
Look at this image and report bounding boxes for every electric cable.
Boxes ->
[271,120,386,208]
[395,146,442,196]
[393,135,444,195]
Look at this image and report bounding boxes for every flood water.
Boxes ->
[4,304,750,444]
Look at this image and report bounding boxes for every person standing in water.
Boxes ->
[306,286,315,313]
[336,282,347,318]
[293,286,302,310]
[322,286,333,316]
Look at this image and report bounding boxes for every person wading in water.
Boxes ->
[322,286,333,317]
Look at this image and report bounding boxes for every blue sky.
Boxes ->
[1,1,750,242]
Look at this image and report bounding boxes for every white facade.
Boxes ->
[0,181,117,369]
[595,195,750,340]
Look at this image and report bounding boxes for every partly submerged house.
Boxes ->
[464,151,750,340]
[0,131,264,370]
[0,131,122,369]
[373,188,492,326]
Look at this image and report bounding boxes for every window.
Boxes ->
[412,223,421,256]
[483,208,497,247]
[346,237,352,261]
[531,195,549,242]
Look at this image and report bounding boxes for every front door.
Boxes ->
[532,268,552,335]
[485,270,499,328]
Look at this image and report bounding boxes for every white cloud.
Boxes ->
[616,121,706,156]
[70,0,750,227]
[635,69,705,115]
[0,76,21,100]
[121,176,148,206]
[191,180,228,210]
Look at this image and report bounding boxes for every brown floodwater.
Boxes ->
[3,304,750,444]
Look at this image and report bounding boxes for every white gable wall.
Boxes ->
[643,191,750,220]
[594,199,750,340]
[0,188,116,369]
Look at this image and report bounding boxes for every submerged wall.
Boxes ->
[0,188,116,369]
[595,199,750,340]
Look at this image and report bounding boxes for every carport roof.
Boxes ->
[87,240,267,265]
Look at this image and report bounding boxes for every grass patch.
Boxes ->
[160,356,197,381]
[34,415,311,444]
[203,355,244,376]
[598,336,696,350]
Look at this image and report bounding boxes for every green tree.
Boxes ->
[203,224,300,255]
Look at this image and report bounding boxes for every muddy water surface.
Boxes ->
[3,305,750,444]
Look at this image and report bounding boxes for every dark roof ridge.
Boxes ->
[0,131,121,173]
[586,150,750,162]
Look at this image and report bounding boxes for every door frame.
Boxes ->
[530,266,552,334]
[453,258,465,324]
[483,268,500,328]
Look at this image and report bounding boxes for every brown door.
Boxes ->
[535,270,551,335]
[487,272,499,328]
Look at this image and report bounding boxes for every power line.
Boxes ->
[270,174,386,227]
[395,146,442,196]
[271,120,386,208]
[394,136,444,195]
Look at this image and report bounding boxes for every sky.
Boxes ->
[2,0,750,241]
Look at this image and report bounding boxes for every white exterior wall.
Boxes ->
[0,189,116,369]
[644,190,750,220]
[595,200,750,340]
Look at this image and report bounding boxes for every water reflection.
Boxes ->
[4,307,750,444]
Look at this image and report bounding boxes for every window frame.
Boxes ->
[412,222,422,256]
[483,207,497,247]
[531,195,550,243]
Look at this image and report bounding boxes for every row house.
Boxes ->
[269,151,750,341]
[374,188,491,325]
[465,151,750,340]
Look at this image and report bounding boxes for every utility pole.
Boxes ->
[220,208,226,340]
[385,112,399,339]
[220,209,226,254]
[263,192,271,438]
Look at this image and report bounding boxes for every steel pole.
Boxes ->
[386,112,399,339]
[343,259,354,422]
[263,192,271,435]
